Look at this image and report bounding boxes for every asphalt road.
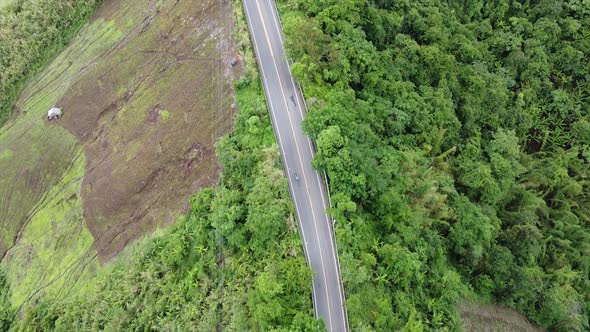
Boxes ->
[242,1,349,331]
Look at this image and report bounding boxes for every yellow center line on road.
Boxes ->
[252,0,336,329]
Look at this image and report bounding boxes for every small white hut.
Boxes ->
[47,108,62,121]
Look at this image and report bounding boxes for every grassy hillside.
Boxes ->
[1,0,235,312]
[0,0,102,260]
[278,0,589,331]
[1,153,99,307]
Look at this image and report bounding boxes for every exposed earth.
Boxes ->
[460,302,544,332]
[0,0,236,306]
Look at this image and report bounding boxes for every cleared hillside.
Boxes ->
[460,303,544,332]
[0,0,235,308]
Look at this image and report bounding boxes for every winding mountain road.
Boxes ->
[242,0,349,331]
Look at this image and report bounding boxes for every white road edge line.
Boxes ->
[284,38,350,332]
[268,0,285,45]
[287,51,350,332]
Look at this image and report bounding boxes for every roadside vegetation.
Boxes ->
[0,0,101,125]
[278,0,589,330]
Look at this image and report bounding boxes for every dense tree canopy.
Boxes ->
[280,0,589,330]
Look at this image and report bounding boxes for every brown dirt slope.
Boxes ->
[460,302,545,332]
[73,0,236,261]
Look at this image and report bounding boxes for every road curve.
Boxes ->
[242,0,349,331]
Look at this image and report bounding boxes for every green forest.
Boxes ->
[278,0,589,330]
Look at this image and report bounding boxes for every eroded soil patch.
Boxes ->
[460,302,544,332]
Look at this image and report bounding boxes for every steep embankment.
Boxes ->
[0,0,234,308]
